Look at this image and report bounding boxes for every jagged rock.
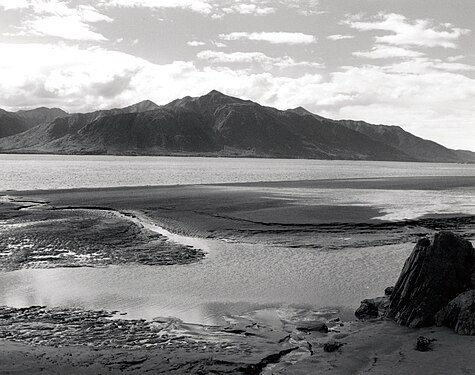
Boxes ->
[415,336,431,351]
[296,321,329,333]
[323,341,344,352]
[386,232,475,328]
[355,296,389,320]
[435,290,475,335]
[384,286,394,296]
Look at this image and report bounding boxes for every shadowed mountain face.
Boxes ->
[338,120,474,163]
[0,91,473,162]
[0,107,68,139]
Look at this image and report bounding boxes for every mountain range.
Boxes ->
[0,90,473,163]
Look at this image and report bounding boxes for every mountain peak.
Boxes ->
[288,106,327,120]
[290,106,312,115]
[125,100,160,112]
[202,90,244,102]
[205,89,227,97]
[16,107,68,115]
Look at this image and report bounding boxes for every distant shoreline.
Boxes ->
[1,150,474,163]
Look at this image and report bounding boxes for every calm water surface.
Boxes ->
[1,154,474,190]
[0,239,413,324]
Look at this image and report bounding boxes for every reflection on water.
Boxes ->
[0,240,413,324]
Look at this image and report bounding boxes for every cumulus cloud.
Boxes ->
[447,55,464,62]
[353,45,425,59]
[1,0,112,41]
[0,0,29,9]
[381,58,475,74]
[187,41,207,47]
[327,34,355,41]
[345,13,470,48]
[197,50,322,70]
[220,32,316,45]
[103,0,213,14]
[101,0,321,17]
[220,3,274,16]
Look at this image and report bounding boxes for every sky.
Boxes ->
[0,0,474,150]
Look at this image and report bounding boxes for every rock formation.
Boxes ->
[386,232,474,328]
[355,296,389,320]
[435,290,475,335]
[356,231,475,335]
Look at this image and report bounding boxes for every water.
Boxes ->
[0,240,413,325]
[1,154,474,191]
[0,154,474,324]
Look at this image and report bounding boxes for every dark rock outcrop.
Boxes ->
[355,296,389,320]
[323,341,344,352]
[435,290,475,335]
[386,232,475,328]
[295,321,329,333]
[415,336,432,352]
[384,287,394,296]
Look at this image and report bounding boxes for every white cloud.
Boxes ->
[345,13,470,48]
[327,34,355,41]
[0,0,29,10]
[285,0,321,15]
[220,32,316,45]
[220,3,274,16]
[187,41,206,47]
[1,1,112,41]
[101,0,322,17]
[354,45,425,59]
[197,50,322,70]
[447,55,464,62]
[381,58,475,74]
[21,16,108,41]
[103,0,213,14]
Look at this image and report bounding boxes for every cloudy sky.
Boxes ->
[0,0,474,150]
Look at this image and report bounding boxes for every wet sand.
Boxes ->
[4,175,474,251]
[1,306,474,375]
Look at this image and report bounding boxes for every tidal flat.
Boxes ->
[0,175,474,374]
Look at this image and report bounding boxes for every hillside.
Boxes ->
[0,91,472,162]
[338,120,470,163]
[0,107,68,139]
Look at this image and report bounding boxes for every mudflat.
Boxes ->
[3,175,474,253]
[0,175,474,374]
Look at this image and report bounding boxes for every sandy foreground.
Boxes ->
[0,176,474,374]
[0,312,474,375]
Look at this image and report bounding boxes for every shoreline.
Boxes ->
[3,150,475,164]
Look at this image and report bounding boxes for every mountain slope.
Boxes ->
[338,120,466,163]
[163,90,411,160]
[0,107,68,139]
[15,107,68,126]
[0,91,472,162]
[0,101,220,154]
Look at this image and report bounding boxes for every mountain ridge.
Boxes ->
[0,91,473,162]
